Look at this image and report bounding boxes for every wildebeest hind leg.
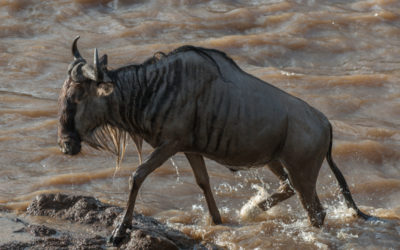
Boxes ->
[257,160,295,211]
[285,163,326,228]
[185,153,222,224]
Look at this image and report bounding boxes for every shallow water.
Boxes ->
[1,0,400,248]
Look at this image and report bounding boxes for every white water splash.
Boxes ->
[192,204,205,212]
[170,157,182,184]
[214,182,240,195]
[337,229,359,240]
[325,199,357,220]
[240,184,269,222]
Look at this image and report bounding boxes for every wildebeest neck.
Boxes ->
[111,59,183,148]
[110,65,147,134]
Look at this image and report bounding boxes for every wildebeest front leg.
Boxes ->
[185,153,222,224]
[258,160,295,211]
[109,143,177,246]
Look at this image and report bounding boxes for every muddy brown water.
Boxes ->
[0,0,399,249]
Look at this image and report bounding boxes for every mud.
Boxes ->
[0,193,219,250]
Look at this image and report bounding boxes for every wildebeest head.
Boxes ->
[57,36,116,155]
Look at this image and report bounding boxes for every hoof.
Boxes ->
[109,222,130,246]
[310,210,326,228]
[212,216,223,225]
[109,234,126,246]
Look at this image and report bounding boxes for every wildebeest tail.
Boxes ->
[326,123,373,220]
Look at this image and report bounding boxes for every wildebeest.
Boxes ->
[58,36,375,245]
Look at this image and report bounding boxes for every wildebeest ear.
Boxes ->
[99,54,108,68]
[97,82,114,96]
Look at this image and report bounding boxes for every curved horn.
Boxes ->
[94,48,100,81]
[72,36,82,60]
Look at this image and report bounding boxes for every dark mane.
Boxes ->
[141,45,244,80]
[171,45,239,65]
[141,51,167,66]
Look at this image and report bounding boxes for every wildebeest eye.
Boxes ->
[69,84,87,103]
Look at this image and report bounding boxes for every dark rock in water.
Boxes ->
[0,193,221,250]
[26,193,122,227]
[125,213,213,250]
[128,229,179,250]
[1,235,106,250]
[25,224,57,237]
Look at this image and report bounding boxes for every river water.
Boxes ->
[0,0,399,249]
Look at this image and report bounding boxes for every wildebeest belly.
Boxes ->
[200,122,287,167]
[190,89,288,167]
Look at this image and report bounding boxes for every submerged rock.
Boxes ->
[0,193,220,250]
[26,193,122,227]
